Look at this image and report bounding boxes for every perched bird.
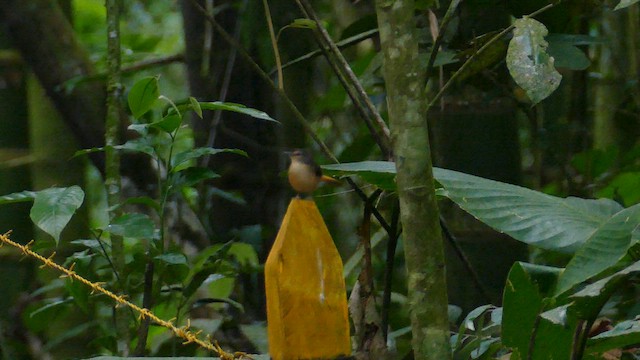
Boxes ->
[286,149,339,197]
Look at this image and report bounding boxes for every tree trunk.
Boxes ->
[0,0,105,164]
[375,1,451,359]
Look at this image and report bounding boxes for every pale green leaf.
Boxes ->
[615,0,640,10]
[507,18,562,104]
[197,102,279,123]
[30,186,85,243]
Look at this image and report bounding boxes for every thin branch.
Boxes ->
[424,0,463,82]
[296,0,393,159]
[439,216,492,303]
[262,0,283,89]
[381,199,400,341]
[187,0,394,235]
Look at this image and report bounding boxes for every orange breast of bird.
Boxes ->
[288,161,321,194]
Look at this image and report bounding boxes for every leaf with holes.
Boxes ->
[507,18,562,104]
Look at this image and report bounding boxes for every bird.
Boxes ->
[286,149,339,197]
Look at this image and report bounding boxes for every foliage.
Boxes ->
[0,77,272,356]
[326,160,640,358]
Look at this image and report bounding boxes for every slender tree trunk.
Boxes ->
[375,1,451,359]
[105,0,128,355]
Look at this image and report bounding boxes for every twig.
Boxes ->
[187,0,394,236]
[296,0,393,158]
[0,232,234,358]
[381,199,400,340]
[262,0,283,89]
[424,0,463,82]
[439,216,492,303]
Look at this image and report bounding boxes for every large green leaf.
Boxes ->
[322,161,397,190]
[30,186,85,243]
[506,18,562,105]
[502,262,562,359]
[434,168,623,253]
[127,76,160,119]
[554,203,640,295]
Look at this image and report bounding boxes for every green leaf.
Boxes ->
[128,76,160,118]
[290,18,316,29]
[228,242,259,269]
[171,147,247,170]
[189,96,202,118]
[434,168,623,253]
[150,113,182,133]
[107,213,155,240]
[30,186,85,243]
[322,161,396,190]
[615,0,640,10]
[0,190,36,204]
[197,102,279,123]
[502,262,562,359]
[554,204,640,295]
[506,18,562,105]
[570,260,640,318]
[534,304,576,359]
[547,39,590,70]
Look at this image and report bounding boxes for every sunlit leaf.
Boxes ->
[30,186,85,243]
[615,0,640,10]
[507,18,562,104]
[128,76,160,118]
[189,96,203,118]
[197,102,279,123]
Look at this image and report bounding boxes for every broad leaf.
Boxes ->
[502,262,562,359]
[615,0,640,10]
[507,18,562,104]
[570,260,640,318]
[322,161,397,190]
[30,186,85,243]
[107,213,155,240]
[128,76,160,118]
[555,203,640,295]
[171,167,220,191]
[434,168,623,253]
[197,102,279,123]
